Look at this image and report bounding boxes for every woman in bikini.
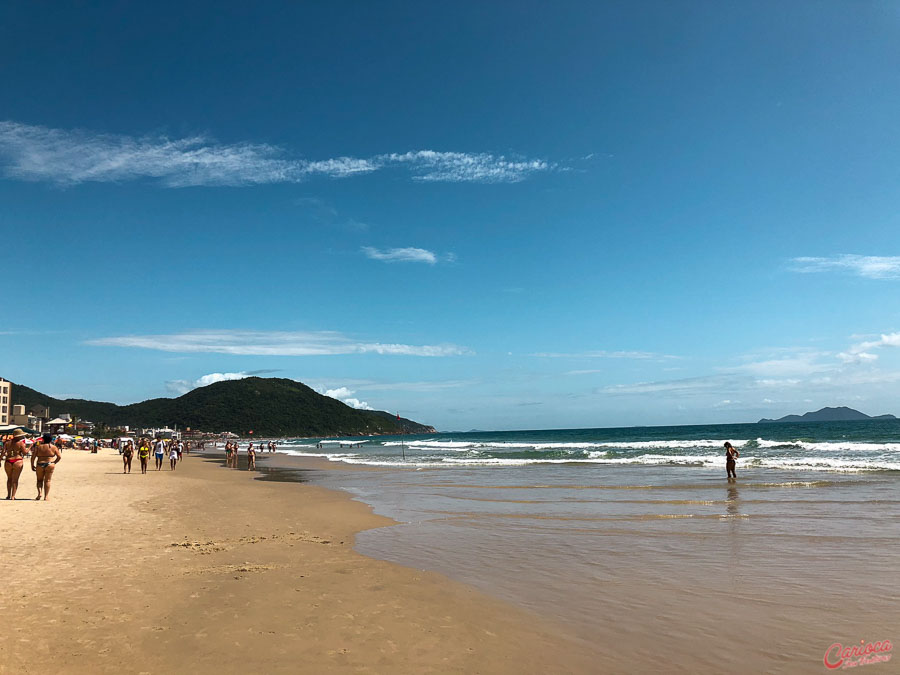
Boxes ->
[247,442,256,471]
[138,438,151,474]
[31,433,61,500]
[3,428,29,500]
[122,441,134,473]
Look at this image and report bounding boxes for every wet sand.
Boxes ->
[257,453,900,675]
[0,449,595,674]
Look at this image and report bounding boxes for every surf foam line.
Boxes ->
[307,454,900,471]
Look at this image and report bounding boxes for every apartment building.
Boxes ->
[0,379,10,426]
[9,405,42,432]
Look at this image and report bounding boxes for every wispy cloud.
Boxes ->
[362,246,441,264]
[87,330,471,357]
[0,121,554,187]
[724,354,832,378]
[166,369,278,395]
[790,255,900,280]
[599,374,739,396]
[382,150,550,183]
[532,350,677,360]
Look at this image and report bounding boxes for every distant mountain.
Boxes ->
[10,377,435,437]
[758,406,897,424]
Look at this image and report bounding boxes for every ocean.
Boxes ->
[260,420,900,673]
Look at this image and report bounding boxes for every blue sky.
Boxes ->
[3,1,900,430]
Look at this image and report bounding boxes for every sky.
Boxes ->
[3,1,900,431]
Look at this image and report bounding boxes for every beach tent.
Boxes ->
[0,424,39,435]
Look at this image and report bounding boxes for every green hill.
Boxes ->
[10,377,435,437]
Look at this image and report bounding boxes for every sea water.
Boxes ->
[270,421,900,673]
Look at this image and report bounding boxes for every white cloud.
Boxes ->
[166,371,255,395]
[310,379,472,393]
[790,255,900,280]
[837,331,900,363]
[87,329,471,357]
[0,121,554,186]
[362,246,438,264]
[713,399,738,408]
[321,386,374,410]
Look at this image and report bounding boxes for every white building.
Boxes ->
[0,379,10,426]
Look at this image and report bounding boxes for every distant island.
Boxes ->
[11,377,436,437]
[758,406,897,424]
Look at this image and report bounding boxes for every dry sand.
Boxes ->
[0,449,596,674]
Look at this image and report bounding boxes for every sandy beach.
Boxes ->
[0,449,595,674]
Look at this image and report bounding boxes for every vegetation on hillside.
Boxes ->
[11,377,435,437]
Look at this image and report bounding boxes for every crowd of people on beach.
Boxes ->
[117,436,190,474]
[1,429,206,499]
[224,440,276,470]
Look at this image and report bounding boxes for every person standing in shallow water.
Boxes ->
[724,442,740,480]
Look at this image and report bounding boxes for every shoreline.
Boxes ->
[0,448,596,674]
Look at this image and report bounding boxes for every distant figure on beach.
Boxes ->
[122,441,134,473]
[724,442,740,480]
[247,443,256,470]
[138,439,150,474]
[169,443,179,470]
[31,433,61,501]
[154,437,165,471]
[3,428,29,500]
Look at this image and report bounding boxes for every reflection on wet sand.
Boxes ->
[726,483,739,516]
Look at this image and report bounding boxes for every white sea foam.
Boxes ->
[595,439,750,450]
[382,440,475,450]
[307,452,900,471]
[278,449,360,461]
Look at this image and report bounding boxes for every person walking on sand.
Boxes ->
[122,440,134,473]
[247,442,256,470]
[3,428,29,500]
[724,442,740,480]
[153,436,165,471]
[31,433,61,501]
[138,439,151,474]
[169,442,179,470]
